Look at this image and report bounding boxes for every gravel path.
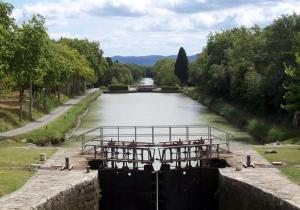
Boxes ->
[0,89,99,138]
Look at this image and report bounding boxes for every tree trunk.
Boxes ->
[43,87,47,112]
[83,79,87,92]
[57,86,61,104]
[67,80,70,97]
[19,85,23,123]
[29,75,33,120]
[293,111,300,129]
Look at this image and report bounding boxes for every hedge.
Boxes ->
[108,84,129,91]
[161,86,180,91]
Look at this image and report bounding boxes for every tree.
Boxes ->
[0,2,15,78]
[153,59,179,86]
[282,53,300,127]
[19,15,48,120]
[174,47,189,87]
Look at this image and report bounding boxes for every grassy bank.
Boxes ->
[255,146,300,185]
[17,90,101,145]
[0,91,70,132]
[183,87,300,144]
[0,140,56,197]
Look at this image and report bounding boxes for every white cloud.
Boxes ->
[10,0,300,56]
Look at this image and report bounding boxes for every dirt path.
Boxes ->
[0,88,98,138]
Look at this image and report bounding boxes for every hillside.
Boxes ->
[111,54,197,66]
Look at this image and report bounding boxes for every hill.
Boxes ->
[111,54,197,66]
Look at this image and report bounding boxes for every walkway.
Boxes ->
[220,141,300,209]
[0,88,99,138]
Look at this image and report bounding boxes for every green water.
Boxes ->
[75,80,252,142]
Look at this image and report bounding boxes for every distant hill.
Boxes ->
[111,54,197,66]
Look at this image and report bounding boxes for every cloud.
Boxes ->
[10,0,300,56]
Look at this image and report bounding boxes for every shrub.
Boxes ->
[247,119,270,141]
[100,86,108,90]
[161,86,179,91]
[108,84,128,91]
[267,127,288,142]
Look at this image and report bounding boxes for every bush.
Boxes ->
[247,119,270,142]
[267,127,288,142]
[100,86,108,90]
[218,104,246,126]
[108,84,128,91]
[161,86,179,91]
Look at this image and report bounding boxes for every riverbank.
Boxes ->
[0,90,100,197]
[15,90,101,145]
[183,87,300,186]
[183,87,300,144]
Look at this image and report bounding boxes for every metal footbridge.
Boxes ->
[78,125,232,169]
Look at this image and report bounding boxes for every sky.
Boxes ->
[6,0,300,57]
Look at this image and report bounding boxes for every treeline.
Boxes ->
[189,14,300,124]
[0,2,145,122]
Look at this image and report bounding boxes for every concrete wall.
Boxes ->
[218,174,299,210]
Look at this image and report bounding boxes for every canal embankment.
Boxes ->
[183,87,300,144]
[14,90,101,145]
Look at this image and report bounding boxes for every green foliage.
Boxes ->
[108,84,129,91]
[282,52,300,112]
[161,86,179,91]
[107,63,145,85]
[152,58,179,86]
[267,127,288,142]
[189,13,300,121]
[246,119,270,141]
[0,1,15,77]
[174,47,189,86]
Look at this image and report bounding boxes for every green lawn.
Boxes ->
[255,146,300,185]
[0,140,56,197]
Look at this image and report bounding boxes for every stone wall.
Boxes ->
[0,171,99,210]
[33,175,99,210]
[218,174,300,210]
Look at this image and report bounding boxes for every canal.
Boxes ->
[75,78,253,210]
[76,78,251,142]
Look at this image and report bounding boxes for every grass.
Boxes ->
[0,90,99,197]
[0,91,70,132]
[17,90,101,145]
[255,146,300,185]
[0,102,45,132]
[0,140,57,197]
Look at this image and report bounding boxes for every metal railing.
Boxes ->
[78,125,232,152]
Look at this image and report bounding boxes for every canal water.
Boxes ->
[76,78,251,142]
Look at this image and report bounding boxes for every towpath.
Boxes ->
[0,88,99,138]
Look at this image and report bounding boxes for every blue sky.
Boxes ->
[6,0,300,56]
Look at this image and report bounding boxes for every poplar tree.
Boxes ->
[174,47,189,87]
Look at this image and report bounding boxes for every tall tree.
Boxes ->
[19,15,48,119]
[174,47,189,87]
[0,2,15,78]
